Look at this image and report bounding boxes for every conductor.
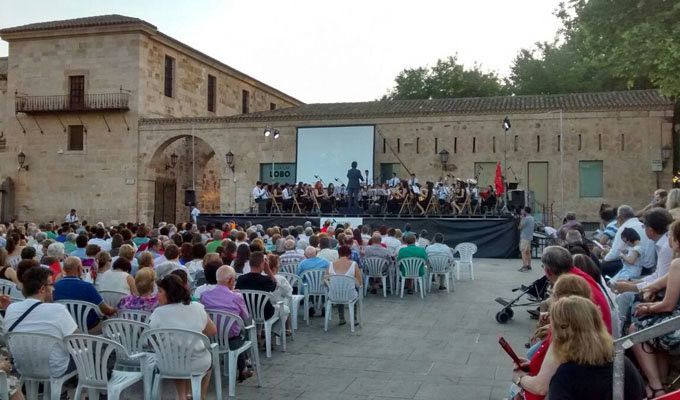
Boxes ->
[346,161,364,209]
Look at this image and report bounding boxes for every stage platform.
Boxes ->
[198,213,520,258]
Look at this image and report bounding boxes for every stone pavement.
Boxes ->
[116,258,544,400]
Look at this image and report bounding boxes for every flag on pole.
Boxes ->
[495,161,504,196]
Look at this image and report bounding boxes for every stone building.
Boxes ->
[0,15,301,223]
[0,15,676,225]
[140,90,675,224]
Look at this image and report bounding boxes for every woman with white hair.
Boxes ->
[44,242,66,281]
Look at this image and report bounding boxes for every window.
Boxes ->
[383,138,386,153]
[416,137,420,154]
[207,74,216,112]
[434,137,438,154]
[492,136,496,153]
[578,134,582,151]
[68,75,85,109]
[164,56,175,98]
[621,134,625,151]
[242,90,249,114]
[557,135,561,152]
[454,137,457,153]
[472,137,476,153]
[579,160,603,198]
[598,134,602,151]
[514,135,519,151]
[68,125,84,151]
[397,138,401,153]
[537,135,541,152]
[270,103,276,110]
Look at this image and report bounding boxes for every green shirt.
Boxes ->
[397,244,427,276]
[64,241,77,255]
[206,240,222,253]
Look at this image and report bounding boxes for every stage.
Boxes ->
[198,213,520,258]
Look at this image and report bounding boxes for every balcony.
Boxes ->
[15,92,130,114]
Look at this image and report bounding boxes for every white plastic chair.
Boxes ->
[7,332,78,400]
[56,299,103,332]
[398,258,427,299]
[324,275,362,333]
[300,269,327,323]
[64,334,144,400]
[206,309,262,397]
[101,319,152,399]
[362,257,389,297]
[99,290,128,308]
[0,280,23,302]
[118,309,151,323]
[240,290,286,358]
[454,242,478,280]
[0,371,8,400]
[141,328,222,400]
[279,259,299,275]
[427,256,454,293]
[277,272,308,332]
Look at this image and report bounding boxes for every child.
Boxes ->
[611,227,643,282]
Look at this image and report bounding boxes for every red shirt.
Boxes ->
[524,267,613,400]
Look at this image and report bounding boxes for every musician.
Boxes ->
[364,170,372,187]
[387,181,407,213]
[282,183,293,211]
[252,181,266,213]
[467,179,480,211]
[335,184,348,208]
[452,180,468,214]
[480,185,497,214]
[417,181,434,214]
[326,183,337,212]
[387,172,400,188]
[271,183,283,210]
[346,161,364,209]
[407,173,419,187]
[296,182,312,211]
[436,182,449,208]
[261,183,272,212]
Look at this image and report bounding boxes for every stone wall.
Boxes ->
[139,108,674,223]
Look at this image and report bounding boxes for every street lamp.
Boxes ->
[501,116,511,213]
[439,149,449,169]
[225,151,234,172]
[225,151,236,213]
[17,151,29,171]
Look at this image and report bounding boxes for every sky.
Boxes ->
[0,0,564,103]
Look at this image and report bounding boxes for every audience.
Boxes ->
[96,257,138,295]
[326,245,363,326]
[193,260,221,298]
[118,267,159,312]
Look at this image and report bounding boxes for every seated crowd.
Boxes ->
[510,188,680,399]
[0,218,460,399]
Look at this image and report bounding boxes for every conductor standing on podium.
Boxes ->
[346,161,364,209]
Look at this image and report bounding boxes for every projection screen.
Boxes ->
[296,126,375,186]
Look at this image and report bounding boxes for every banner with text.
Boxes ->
[259,163,296,184]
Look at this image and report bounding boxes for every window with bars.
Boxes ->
[68,125,85,151]
[207,74,216,112]
[270,103,276,110]
[164,56,175,98]
[242,90,249,114]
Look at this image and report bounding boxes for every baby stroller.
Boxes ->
[494,276,550,323]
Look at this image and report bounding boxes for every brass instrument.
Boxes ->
[419,187,428,202]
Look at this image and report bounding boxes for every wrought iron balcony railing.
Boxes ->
[15,92,130,113]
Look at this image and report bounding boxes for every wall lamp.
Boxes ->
[17,151,29,171]
[225,151,235,173]
[165,152,178,170]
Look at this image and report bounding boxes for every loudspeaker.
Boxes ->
[509,190,526,210]
[184,190,196,206]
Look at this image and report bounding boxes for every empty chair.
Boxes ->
[0,281,22,302]
[300,269,327,323]
[362,257,389,297]
[240,290,286,358]
[427,256,454,293]
[206,309,262,397]
[56,299,103,333]
[454,242,478,280]
[276,272,308,331]
[101,318,149,371]
[324,275,362,333]
[398,258,427,299]
[118,309,151,323]
[141,328,222,400]
[7,332,78,400]
[99,289,128,308]
[64,334,144,400]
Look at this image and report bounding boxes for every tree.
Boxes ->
[382,56,504,100]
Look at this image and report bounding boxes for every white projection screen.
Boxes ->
[296,126,375,185]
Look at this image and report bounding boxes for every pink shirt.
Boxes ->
[199,285,250,338]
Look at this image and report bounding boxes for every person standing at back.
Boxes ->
[346,161,364,209]
[519,207,536,272]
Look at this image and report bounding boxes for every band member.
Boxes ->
[296,182,312,211]
[282,183,293,211]
[480,185,497,214]
[252,181,266,213]
[407,173,418,187]
[436,181,450,209]
[452,180,468,214]
[346,161,364,209]
[467,179,479,211]
[313,181,325,210]
[335,184,348,208]
[271,183,283,210]
[387,181,407,213]
[326,183,337,212]
[417,181,433,214]
[387,172,400,187]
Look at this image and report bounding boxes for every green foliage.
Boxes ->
[382,56,504,100]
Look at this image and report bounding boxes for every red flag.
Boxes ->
[495,161,504,196]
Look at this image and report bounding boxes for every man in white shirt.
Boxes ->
[426,233,455,290]
[317,236,339,263]
[4,266,78,377]
[190,206,200,224]
[155,244,190,281]
[65,209,79,224]
[602,205,655,277]
[388,173,400,188]
[407,173,418,187]
[87,227,111,252]
[614,208,674,332]
[381,228,402,257]
[252,181,266,213]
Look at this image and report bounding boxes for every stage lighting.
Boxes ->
[503,116,511,131]
[264,127,271,137]
[273,129,280,139]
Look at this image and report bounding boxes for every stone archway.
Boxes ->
[139,133,224,224]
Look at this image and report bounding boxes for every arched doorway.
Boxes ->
[146,135,221,224]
